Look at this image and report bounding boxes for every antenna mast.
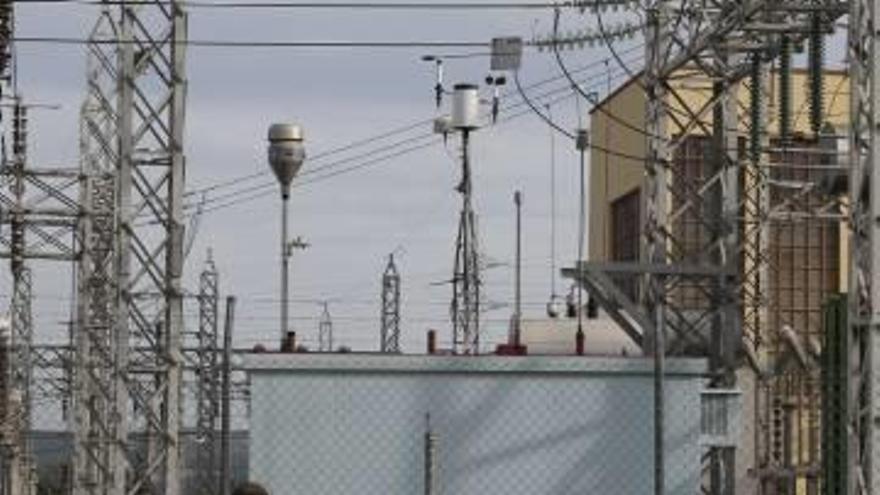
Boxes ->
[380,254,401,353]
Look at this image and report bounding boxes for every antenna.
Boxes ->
[484,75,506,124]
[421,55,445,109]
[546,103,562,318]
[318,302,333,352]
[449,83,482,355]
[380,254,401,353]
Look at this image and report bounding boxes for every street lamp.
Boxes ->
[267,123,306,345]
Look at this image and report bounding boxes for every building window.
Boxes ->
[611,188,640,299]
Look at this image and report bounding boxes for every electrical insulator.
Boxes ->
[771,397,783,464]
[586,296,598,319]
[13,103,26,160]
[749,54,762,164]
[546,295,562,319]
[808,10,825,136]
[566,287,577,318]
[779,36,792,142]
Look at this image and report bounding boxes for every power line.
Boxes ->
[184,43,645,198]
[185,64,643,216]
[13,36,493,48]
[18,0,569,8]
[184,53,644,209]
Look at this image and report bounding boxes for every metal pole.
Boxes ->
[462,129,473,352]
[514,190,522,346]
[114,5,136,493]
[220,296,235,495]
[164,4,188,492]
[654,300,665,495]
[281,194,289,344]
[424,413,436,495]
[576,131,588,339]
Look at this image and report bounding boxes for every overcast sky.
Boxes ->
[16,2,661,354]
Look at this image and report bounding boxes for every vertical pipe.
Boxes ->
[281,195,289,346]
[220,296,236,495]
[514,190,522,347]
[424,413,436,495]
[576,131,588,343]
[163,4,188,493]
[654,301,666,495]
[114,5,135,493]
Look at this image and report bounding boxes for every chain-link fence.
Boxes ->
[245,353,708,495]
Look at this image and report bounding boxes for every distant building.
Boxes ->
[519,316,639,356]
[244,353,713,495]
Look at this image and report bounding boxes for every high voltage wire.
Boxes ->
[14,36,493,48]
[182,62,641,217]
[126,64,643,229]
[184,42,646,198]
[18,0,568,8]
[182,51,644,211]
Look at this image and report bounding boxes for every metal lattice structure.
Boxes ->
[318,302,333,352]
[73,10,125,493]
[564,1,846,493]
[451,131,480,355]
[9,266,34,495]
[117,3,187,493]
[195,253,219,495]
[0,4,79,492]
[380,254,401,353]
[71,2,189,494]
[1,95,79,495]
[847,0,880,492]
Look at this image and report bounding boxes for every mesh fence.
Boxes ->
[19,343,839,494]
[246,354,706,495]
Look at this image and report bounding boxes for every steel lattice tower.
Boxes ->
[7,98,35,495]
[318,302,333,352]
[451,131,480,355]
[847,0,880,491]
[2,93,78,495]
[195,253,219,495]
[561,2,846,493]
[73,9,125,494]
[117,2,187,493]
[72,2,189,494]
[380,254,401,353]
[9,265,33,495]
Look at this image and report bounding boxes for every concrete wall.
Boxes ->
[245,354,707,495]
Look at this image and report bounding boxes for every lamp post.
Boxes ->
[267,123,306,345]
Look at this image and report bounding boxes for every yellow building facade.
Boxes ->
[587,68,850,493]
[589,67,849,267]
